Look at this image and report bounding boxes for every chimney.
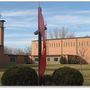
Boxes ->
[0,20,5,54]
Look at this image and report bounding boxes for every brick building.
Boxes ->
[0,20,32,67]
[31,37,90,64]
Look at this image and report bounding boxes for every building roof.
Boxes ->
[5,54,30,56]
[32,36,90,42]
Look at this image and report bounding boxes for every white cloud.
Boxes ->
[4,36,37,48]
[2,9,37,17]
[4,17,37,30]
[5,33,34,38]
[1,9,38,29]
[46,14,90,28]
[44,9,90,15]
[70,10,90,14]
[5,21,37,28]
[75,31,90,37]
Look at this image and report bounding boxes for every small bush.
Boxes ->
[40,75,54,85]
[68,57,80,64]
[60,56,67,64]
[68,56,88,64]
[1,65,38,86]
[52,67,84,86]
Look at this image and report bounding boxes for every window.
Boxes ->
[54,58,58,61]
[87,41,89,46]
[47,58,50,61]
[35,58,38,61]
[10,57,16,63]
[52,43,53,48]
[81,41,83,46]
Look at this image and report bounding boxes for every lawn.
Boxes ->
[0,64,90,86]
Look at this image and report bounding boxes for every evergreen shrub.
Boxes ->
[52,67,84,86]
[1,65,38,86]
[60,56,67,64]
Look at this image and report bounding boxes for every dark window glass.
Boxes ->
[35,58,38,61]
[10,57,16,62]
[54,58,58,61]
[87,41,89,46]
[47,58,50,61]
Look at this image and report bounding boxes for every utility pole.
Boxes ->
[38,30,42,85]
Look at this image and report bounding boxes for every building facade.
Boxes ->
[31,37,90,64]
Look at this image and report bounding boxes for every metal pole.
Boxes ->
[38,30,42,85]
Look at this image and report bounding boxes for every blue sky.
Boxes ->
[0,2,90,49]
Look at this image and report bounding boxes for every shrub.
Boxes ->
[52,67,84,86]
[39,75,54,85]
[60,56,67,64]
[1,65,38,86]
[68,57,80,64]
[68,56,88,64]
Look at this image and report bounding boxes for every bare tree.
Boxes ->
[4,46,31,55]
[48,27,75,39]
[4,46,13,54]
[24,46,31,55]
[78,47,88,59]
[84,35,90,37]
[49,30,54,39]
[13,48,25,55]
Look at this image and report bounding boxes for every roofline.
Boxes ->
[5,54,29,56]
[32,54,78,57]
[32,36,90,42]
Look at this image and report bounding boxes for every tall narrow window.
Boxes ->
[87,41,89,46]
[52,43,53,48]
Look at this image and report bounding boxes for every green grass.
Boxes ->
[0,64,90,86]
